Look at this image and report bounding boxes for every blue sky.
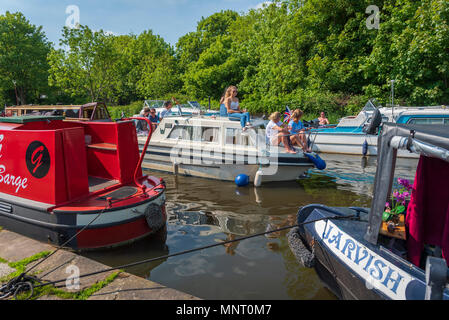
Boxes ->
[0,0,269,47]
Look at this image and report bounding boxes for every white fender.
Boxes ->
[254,170,263,188]
[173,162,179,175]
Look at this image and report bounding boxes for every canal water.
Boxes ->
[82,154,419,300]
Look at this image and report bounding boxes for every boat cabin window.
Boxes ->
[198,127,219,143]
[65,109,80,118]
[82,106,96,120]
[407,117,449,125]
[168,125,193,140]
[225,128,251,146]
[93,104,109,120]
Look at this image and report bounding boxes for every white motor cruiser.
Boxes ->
[310,100,449,158]
[137,114,323,186]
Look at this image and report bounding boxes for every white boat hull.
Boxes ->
[311,132,418,158]
[139,144,313,184]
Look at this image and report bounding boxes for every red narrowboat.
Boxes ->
[0,115,166,251]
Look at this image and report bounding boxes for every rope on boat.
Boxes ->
[0,204,110,300]
[0,213,358,300]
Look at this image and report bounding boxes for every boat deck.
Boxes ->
[88,176,119,193]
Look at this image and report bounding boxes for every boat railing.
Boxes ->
[385,104,449,110]
[390,136,449,162]
[121,117,154,195]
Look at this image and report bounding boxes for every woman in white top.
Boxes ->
[223,86,251,129]
[266,112,297,154]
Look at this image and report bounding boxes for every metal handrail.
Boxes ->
[122,117,154,194]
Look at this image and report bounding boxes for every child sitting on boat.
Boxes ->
[148,108,159,131]
[266,112,297,154]
[289,109,312,153]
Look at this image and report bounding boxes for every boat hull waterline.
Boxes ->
[139,144,314,183]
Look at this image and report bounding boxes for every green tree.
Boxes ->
[48,25,118,102]
[176,10,240,95]
[362,0,449,105]
[0,11,51,105]
[127,30,180,100]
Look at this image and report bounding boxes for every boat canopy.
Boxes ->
[364,122,449,245]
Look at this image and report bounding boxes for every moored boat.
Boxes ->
[288,122,449,300]
[144,99,219,117]
[0,115,166,251]
[310,100,449,158]
[137,114,323,186]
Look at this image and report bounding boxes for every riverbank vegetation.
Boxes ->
[1,0,448,118]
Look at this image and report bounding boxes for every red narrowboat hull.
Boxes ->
[0,115,167,250]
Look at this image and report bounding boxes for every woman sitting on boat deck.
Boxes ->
[289,109,312,153]
[266,112,297,154]
[220,86,251,130]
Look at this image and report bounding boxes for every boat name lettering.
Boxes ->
[322,223,404,295]
[0,164,28,193]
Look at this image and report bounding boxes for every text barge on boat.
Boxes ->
[0,115,166,251]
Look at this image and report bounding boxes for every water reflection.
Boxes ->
[83,153,418,300]
[82,227,169,279]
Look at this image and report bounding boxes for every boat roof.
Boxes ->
[6,102,106,110]
[365,122,449,245]
[0,115,65,123]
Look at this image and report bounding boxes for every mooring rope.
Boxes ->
[0,213,358,300]
[0,203,110,300]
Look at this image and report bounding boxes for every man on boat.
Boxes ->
[160,101,173,119]
[318,112,330,126]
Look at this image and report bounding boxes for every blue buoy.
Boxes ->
[305,153,326,170]
[362,140,368,156]
[235,174,250,187]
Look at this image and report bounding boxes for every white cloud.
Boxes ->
[253,1,273,10]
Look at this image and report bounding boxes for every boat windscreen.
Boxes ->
[362,99,380,112]
[188,101,202,109]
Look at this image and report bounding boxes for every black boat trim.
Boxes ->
[0,200,164,232]
[143,149,313,166]
[304,209,393,300]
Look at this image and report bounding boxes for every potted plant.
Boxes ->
[383,178,412,224]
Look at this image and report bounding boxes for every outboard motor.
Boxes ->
[363,108,382,135]
[304,119,320,129]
